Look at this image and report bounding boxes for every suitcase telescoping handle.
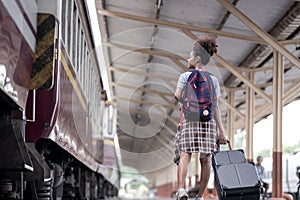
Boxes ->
[216,140,232,151]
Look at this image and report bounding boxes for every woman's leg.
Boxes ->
[178,152,191,189]
[198,154,211,197]
[282,193,293,200]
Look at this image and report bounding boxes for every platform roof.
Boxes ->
[95,0,300,182]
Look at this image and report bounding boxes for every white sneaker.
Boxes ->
[176,188,188,200]
[195,195,204,200]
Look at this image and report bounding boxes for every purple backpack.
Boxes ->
[182,70,217,122]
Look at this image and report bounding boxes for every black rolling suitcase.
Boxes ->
[212,141,262,200]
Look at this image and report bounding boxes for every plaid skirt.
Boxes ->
[174,119,217,164]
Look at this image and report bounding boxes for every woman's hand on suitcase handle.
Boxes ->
[218,131,227,144]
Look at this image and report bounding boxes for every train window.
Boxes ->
[77,20,81,73]
[79,41,83,89]
[80,41,85,91]
[85,57,89,97]
[67,0,72,55]
[87,57,91,98]
[82,73,85,97]
[88,60,92,100]
[91,77,94,103]
[90,62,94,101]
[83,50,88,96]
[88,63,90,100]
[92,68,95,90]
[61,0,66,43]
[79,30,84,84]
[92,67,95,101]
[94,82,98,104]
[72,2,77,69]
[91,64,94,98]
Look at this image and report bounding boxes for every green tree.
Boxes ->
[283,141,300,154]
[255,149,270,159]
[255,141,300,159]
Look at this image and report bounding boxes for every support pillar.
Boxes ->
[272,50,283,198]
[245,71,254,162]
[227,90,235,148]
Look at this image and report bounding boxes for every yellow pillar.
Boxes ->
[227,90,235,148]
[245,71,254,162]
[272,50,283,198]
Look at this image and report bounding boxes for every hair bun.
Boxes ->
[195,36,218,56]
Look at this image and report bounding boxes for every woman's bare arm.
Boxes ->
[214,101,227,144]
[174,87,183,102]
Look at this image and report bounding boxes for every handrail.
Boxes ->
[47,39,60,130]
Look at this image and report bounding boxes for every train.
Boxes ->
[0,0,120,199]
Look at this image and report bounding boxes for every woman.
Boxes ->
[174,36,227,200]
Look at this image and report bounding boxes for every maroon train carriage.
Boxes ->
[0,0,120,199]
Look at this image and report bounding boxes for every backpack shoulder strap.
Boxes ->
[202,71,217,101]
[202,71,215,90]
[187,69,198,81]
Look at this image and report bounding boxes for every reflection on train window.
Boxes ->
[0,64,18,99]
[0,64,6,87]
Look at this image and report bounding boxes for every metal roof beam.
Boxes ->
[157,94,180,124]
[166,114,179,128]
[280,38,300,45]
[256,81,300,119]
[218,97,244,119]
[103,41,185,60]
[250,62,294,72]
[224,2,300,87]
[114,95,178,110]
[214,54,272,104]
[108,65,178,81]
[283,81,300,104]
[152,136,174,152]
[217,0,300,70]
[234,79,300,130]
[156,120,176,136]
[226,77,300,92]
[106,40,248,74]
[117,106,179,129]
[170,57,187,71]
[110,81,174,97]
[97,8,264,44]
[98,8,299,46]
[104,41,186,71]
